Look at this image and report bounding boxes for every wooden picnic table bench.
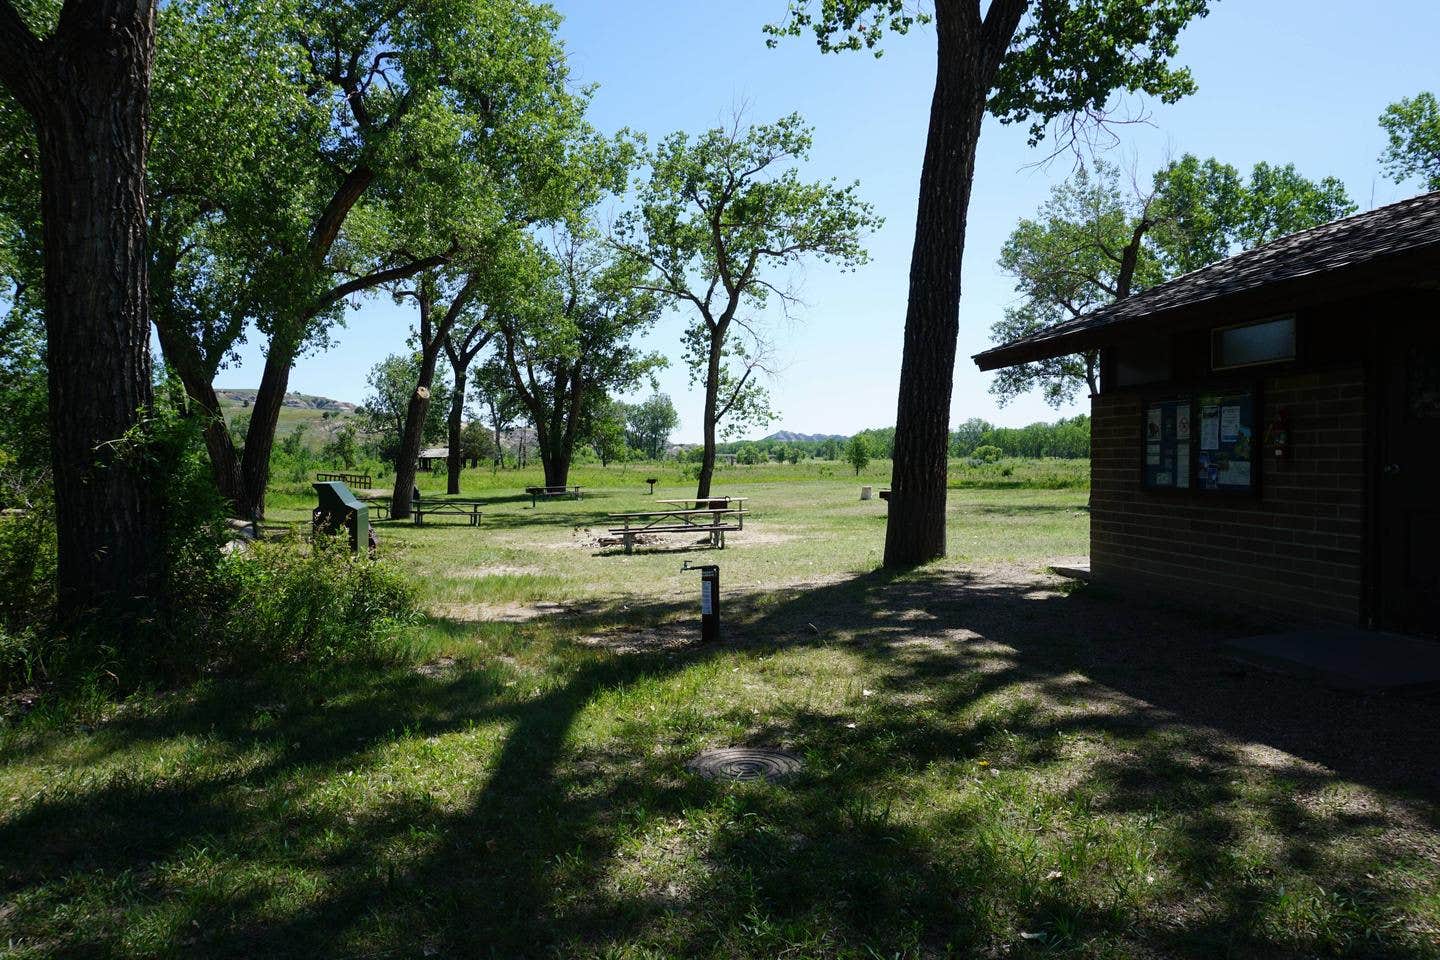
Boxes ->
[606,506,749,554]
[525,484,582,507]
[317,471,372,488]
[411,497,485,526]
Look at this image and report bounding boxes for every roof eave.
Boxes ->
[972,246,1440,372]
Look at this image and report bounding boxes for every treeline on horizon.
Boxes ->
[712,415,1090,462]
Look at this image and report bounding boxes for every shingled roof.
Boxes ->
[974,189,1440,371]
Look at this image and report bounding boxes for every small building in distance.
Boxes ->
[417,447,449,472]
[974,190,1440,633]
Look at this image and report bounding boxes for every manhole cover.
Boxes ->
[686,747,802,783]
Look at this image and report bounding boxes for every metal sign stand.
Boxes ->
[682,560,720,642]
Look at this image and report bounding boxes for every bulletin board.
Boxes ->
[1142,398,1193,490]
[1195,390,1256,493]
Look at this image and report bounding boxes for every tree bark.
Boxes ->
[388,362,435,520]
[883,1,1023,567]
[695,335,722,498]
[234,327,300,520]
[446,370,466,495]
[0,0,166,625]
[389,294,438,521]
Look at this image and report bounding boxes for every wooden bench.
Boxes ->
[525,484,581,507]
[411,498,485,526]
[317,471,372,488]
[606,507,748,554]
[878,489,891,502]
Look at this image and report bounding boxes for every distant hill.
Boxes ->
[216,388,358,414]
[762,431,847,443]
[216,389,360,449]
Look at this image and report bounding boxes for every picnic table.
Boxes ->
[525,484,582,507]
[411,497,485,526]
[360,494,483,526]
[655,496,749,510]
[606,506,748,554]
[359,495,392,520]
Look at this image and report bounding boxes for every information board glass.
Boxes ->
[1142,398,1193,490]
[1195,390,1256,492]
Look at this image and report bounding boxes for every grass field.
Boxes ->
[3,463,1438,958]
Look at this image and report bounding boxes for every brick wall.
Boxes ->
[1090,366,1367,623]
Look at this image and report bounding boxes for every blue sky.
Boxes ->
[220,0,1440,442]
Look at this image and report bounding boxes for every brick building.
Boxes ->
[974,191,1440,633]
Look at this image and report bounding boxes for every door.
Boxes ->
[1378,325,1440,633]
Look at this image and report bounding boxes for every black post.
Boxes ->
[684,561,720,643]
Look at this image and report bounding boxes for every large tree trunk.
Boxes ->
[391,348,440,521]
[6,0,166,627]
[446,370,466,495]
[695,338,722,498]
[534,402,570,488]
[883,11,992,568]
[542,448,569,488]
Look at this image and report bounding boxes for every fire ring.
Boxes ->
[686,747,802,783]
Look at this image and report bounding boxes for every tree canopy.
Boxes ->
[626,393,681,461]
[614,111,880,496]
[499,226,665,486]
[990,155,1355,408]
[143,0,614,515]
[1379,91,1440,191]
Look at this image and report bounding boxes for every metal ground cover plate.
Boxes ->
[686,747,802,783]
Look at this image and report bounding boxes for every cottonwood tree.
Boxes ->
[442,236,548,493]
[1379,92,1440,191]
[1152,155,1355,275]
[614,113,879,497]
[145,0,317,506]
[459,420,495,468]
[471,358,523,469]
[846,434,872,475]
[0,0,167,624]
[150,0,596,519]
[385,268,484,520]
[769,0,1210,566]
[587,398,630,467]
[991,156,1355,407]
[499,230,664,487]
[626,393,680,461]
[443,312,500,493]
[357,354,451,466]
[991,162,1161,407]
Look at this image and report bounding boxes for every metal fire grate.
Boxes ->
[686,747,802,783]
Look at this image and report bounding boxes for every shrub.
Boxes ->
[218,533,420,668]
[972,445,1003,463]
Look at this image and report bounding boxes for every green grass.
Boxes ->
[3,465,1438,958]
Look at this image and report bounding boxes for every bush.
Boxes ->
[972,445,1003,463]
[218,533,420,668]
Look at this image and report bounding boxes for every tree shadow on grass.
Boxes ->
[3,567,1438,957]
